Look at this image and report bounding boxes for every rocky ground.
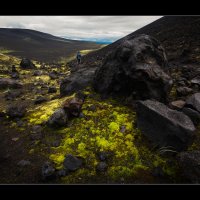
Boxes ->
[1,17,200,184]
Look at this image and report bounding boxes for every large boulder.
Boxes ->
[136,100,195,151]
[60,67,96,96]
[177,151,200,183]
[20,58,35,69]
[0,78,23,89]
[93,34,173,102]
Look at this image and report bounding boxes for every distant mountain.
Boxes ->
[82,16,200,66]
[0,28,102,63]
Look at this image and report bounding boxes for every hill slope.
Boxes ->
[81,16,200,66]
[0,28,102,63]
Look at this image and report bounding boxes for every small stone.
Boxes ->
[34,96,47,104]
[41,161,55,180]
[57,169,67,177]
[17,160,31,167]
[96,162,108,172]
[48,86,57,93]
[12,137,19,141]
[63,154,83,171]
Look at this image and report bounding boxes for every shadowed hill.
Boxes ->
[79,16,200,67]
[0,28,101,63]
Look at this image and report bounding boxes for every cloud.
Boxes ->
[0,16,162,42]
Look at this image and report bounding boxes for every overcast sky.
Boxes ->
[0,16,162,43]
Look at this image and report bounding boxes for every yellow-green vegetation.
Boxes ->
[26,95,74,125]
[44,88,178,183]
[0,48,15,54]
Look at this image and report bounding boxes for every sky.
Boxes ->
[0,16,162,43]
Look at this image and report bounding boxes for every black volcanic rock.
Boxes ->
[20,58,35,69]
[185,93,200,112]
[93,34,173,102]
[136,100,195,151]
[0,78,23,89]
[177,151,200,183]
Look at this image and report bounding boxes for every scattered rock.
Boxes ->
[120,125,126,133]
[17,160,31,167]
[0,78,23,89]
[63,97,84,118]
[97,151,112,161]
[182,107,200,125]
[47,108,68,127]
[48,86,57,93]
[170,100,186,110]
[34,96,48,104]
[4,89,22,100]
[30,125,43,140]
[6,105,26,118]
[11,72,19,79]
[96,162,108,172]
[63,154,83,171]
[0,111,6,118]
[33,70,43,76]
[41,162,55,180]
[20,58,35,69]
[136,100,195,151]
[57,169,67,177]
[191,77,200,86]
[49,70,58,80]
[185,93,200,112]
[52,140,60,147]
[87,105,96,112]
[176,86,193,96]
[75,91,87,101]
[12,137,19,142]
[93,34,173,102]
[177,151,200,183]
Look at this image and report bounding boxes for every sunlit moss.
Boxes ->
[26,95,74,125]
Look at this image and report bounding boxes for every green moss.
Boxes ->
[26,95,74,125]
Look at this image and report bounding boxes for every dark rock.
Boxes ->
[41,161,55,180]
[170,100,186,110]
[97,151,113,161]
[20,58,35,69]
[120,125,126,133]
[48,86,57,93]
[52,140,60,147]
[6,105,26,118]
[176,87,193,96]
[0,78,23,89]
[11,72,19,79]
[4,89,22,100]
[177,151,200,183]
[96,162,108,172]
[136,100,195,151]
[34,96,48,104]
[60,67,96,96]
[57,169,67,177]
[75,91,87,101]
[30,125,43,140]
[63,154,83,171]
[17,160,31,167]
[63,97,84,118]
[182,107,200,125]
[185,93,200,112]
[87,105,96,112]
[93,34,173,103]
[33,70,42,76]
[47,108,68,127]
[49,70,58,80]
